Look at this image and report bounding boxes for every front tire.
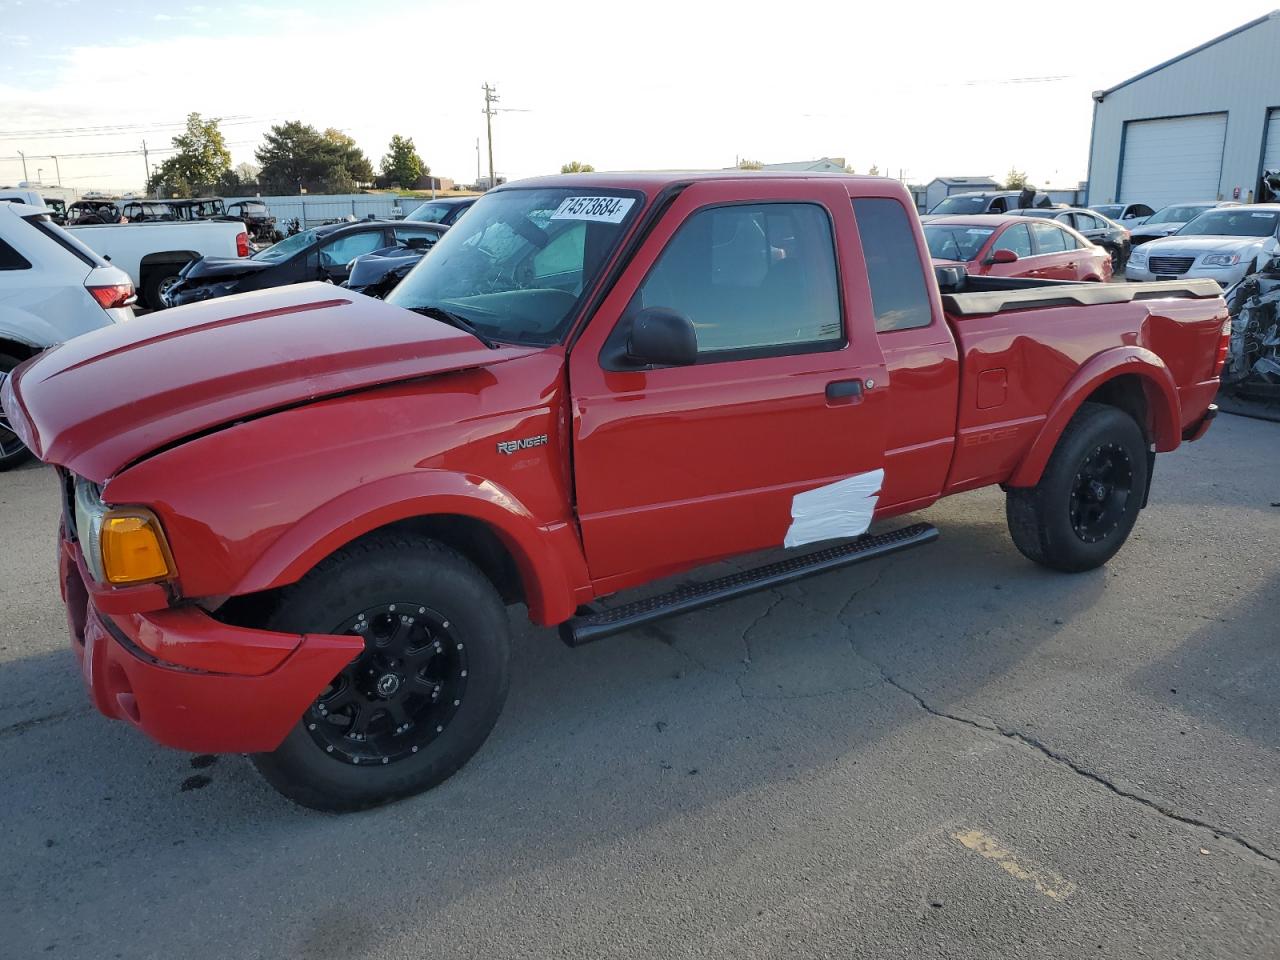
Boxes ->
[0,353,34,471]
[1005,402,1148,572]
[252,534,511,811]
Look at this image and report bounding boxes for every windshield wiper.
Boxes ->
[408,305,501,350]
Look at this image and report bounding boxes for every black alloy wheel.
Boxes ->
[1068,442,1134,544]
[306,602,469,766]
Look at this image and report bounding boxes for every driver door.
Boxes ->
[568,179,888,587]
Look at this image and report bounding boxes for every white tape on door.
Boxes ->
[783,468,884,549]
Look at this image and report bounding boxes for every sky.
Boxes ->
[0,0,1275,195]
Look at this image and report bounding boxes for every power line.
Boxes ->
[0,115,268,141]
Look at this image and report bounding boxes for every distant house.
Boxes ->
[924,176,1000,213]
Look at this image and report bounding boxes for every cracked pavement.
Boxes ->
[2,413,1278,959]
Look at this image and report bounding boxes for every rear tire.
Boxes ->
[251,534,511,812]
[1005,402,1148,572]
[142,267,183,310]
[0,353,34,471]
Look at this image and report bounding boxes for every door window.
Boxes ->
[1031,221,1068,253]
[631,202,842,355]
[853,198,933,331]
[319,230,386,267]
[1072,213,1100,231]
[994,223,1032,257]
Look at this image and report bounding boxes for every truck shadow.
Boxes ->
[1,496,1115,957]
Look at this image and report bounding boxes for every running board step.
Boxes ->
[559,522,938,647]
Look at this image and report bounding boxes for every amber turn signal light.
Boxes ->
[101,513,172,585]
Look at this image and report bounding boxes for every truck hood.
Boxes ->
[180,255,274,281]
[2,282,537,482]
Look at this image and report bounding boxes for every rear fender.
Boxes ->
[233,470,589,626]
[1007,346,1180,488]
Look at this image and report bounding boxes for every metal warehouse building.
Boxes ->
[1086,10,1280,208]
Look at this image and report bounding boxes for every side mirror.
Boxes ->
[626,307,697,367]
[990,248,1019,264]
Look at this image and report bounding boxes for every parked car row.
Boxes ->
[166,216,449,307]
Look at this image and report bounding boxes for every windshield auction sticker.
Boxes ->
[550,196,635,223]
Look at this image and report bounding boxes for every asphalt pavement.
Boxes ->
[1,414,1277,959]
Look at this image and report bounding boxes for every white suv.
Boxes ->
[0,201,136,470]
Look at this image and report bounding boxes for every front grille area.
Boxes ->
[59,468,78,541]
[1148,256,1195,275]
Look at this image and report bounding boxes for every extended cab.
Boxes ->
[2,173,1228,811]
[67,219,249,309]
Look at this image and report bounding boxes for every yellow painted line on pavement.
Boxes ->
[952,829,1077,900]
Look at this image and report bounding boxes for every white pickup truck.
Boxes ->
[67,219,248,309]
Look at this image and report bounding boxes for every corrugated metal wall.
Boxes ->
[222,194,423,228]
[1087,13,1280,205]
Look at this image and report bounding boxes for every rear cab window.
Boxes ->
[852,197,933,332]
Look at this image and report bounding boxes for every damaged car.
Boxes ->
[342,222,449,298]
[165,219,401,307]
[1222,256,1280,399]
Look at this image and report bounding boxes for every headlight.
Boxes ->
[1128,249,1147,265]
[74,478,173,585]
[1201,253,1241,267]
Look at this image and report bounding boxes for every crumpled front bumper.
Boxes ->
[60,536,362,754]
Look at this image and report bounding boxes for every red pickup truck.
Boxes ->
[2,173,1228,811]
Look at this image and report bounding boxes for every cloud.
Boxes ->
[6,33,30,45]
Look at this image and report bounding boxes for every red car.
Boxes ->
[3,173,1225,810]
[925,214,1113,282]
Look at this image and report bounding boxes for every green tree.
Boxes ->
[146,112,231,197]
[255,121,375,194]
[737,158,763,170]
[1005,167,1029,190]
[382,135,426,187]
[324,128,375,185]
[560,160,595,174]
[868,163,880,177]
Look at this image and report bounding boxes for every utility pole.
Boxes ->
[482,83,498,190]
[51,156,61,186]
[17,150,28,183]
[142,140,152,193]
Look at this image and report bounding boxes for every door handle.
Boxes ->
[825,378,864,401]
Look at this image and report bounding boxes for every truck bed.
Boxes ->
[939,276,1227,494]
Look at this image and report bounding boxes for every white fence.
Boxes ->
[223,193,424,228]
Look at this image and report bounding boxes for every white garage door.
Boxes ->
[1119,113,1227,207]
[1262,108,1280,175]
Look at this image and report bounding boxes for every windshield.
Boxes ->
[252,229,317,261]
[923,224,994,261]
[930,195,989,215]
[1091,205,1123,218]
[1175,209,1280,237]
[388,187,642,346]
[1144,204,1211,225]
[405,202,455,223]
